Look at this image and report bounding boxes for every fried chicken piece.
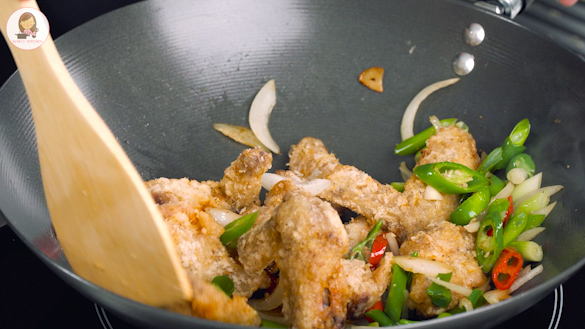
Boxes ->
[219,148,272,211]
[146,177,269,298]
[399,126,481,236]
[344,216,371,254]
[399,221,487,317]
[289,137,407,238]
[274,189,349,329]
[190,278,261,326]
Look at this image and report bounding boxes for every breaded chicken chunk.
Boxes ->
[399,221,487,317]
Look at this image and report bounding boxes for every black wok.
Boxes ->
[1,0,584,328]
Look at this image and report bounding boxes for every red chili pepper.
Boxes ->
[368,234,387,267]
[492,248,523,290]
[365,300,385,323]
[488,196,514,237]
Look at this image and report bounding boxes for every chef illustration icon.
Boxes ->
[16,12,38,39]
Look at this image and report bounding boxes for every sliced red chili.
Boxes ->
[488,196,513,237]
[365,300,384,323]
[368,234,387,267]
[492,248,524,290]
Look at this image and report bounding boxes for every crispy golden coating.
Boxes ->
[219,148,272,211]
[399,221,487,317]
[288,137,340,179]
[190,278,261,326]
[344,216,372,255]
[274,189,349,329]
[399,126,481,237]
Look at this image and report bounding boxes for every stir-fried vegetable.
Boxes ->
[502,212,528,247]
[212,275,235,297]
[476,199,508,273]
[450,187,490,225]
[489,175,505,197]
[385,263,407,323]
[369,234,388,267]
[509,241,543,262]
[350,219,384,261]
[427,272,453,307]
[414,162,489,194]
[219,211,258,248]
[394,118,457,155]
[261,319,288,328]
[478,119,531,174]
[492,248,524,290]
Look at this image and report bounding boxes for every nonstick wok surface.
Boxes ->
[1,0,585,328]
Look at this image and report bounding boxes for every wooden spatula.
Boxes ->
[0,0,193,307]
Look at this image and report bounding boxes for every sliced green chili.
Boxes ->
[385,263,407,322]
[495,139,526,170]
[450,187,490,225]
[220,211,258,248]
[477,147,503,175]
[489,175,505,197]
[427,272,452,308]
[350,219,383,261]
[391,182,405,192]
[506,153,535,178]
[502,212,528,247]
[413,162,489,194]
[476,199,508,273]
[365,309,395,327]
[261,319,288,328]
[508,118,531,146]
[212,275,234,297]
[394,118,458,156]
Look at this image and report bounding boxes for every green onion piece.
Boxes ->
[506,153,535,178]
[524,214,546,231]
[349,219,383,261]
[211,275,234,297]
[261,319,288,328]
[508,118,531,146]
[394,118,458,156]
[220,211,258,248]
[367,322,380,327]
[476,199,507,273]
[477,147,503,175]
[502,212,528,247]
[385,263,408,322]
[427,272,452,308]
[455,121,469,132]
[437,312,452,318]
[495,138,526,170]
[515,191,550,215]
[509,240,543,262]
[489,175,505,197]
[398,319,420,324]
[391,182,405,192]
[467,289,487,308]
[365,309,395,327]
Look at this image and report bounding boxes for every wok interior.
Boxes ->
[1,0,585,328]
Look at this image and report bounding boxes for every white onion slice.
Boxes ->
[459,297,474,312]
[516,227,546,241]
[509,264,543,293]
[399,162,413,182]
[385,232,400,256]
[206,207,241,227]
[400,77,460,140]
[429,115,442,131]
[248,279,284,311]
[494,182,515,200]
[427,276,473,297]
[424,185,443,200]
[464,220,480,233]
[483,289,511,304]
[511,172,542,201]
[261,173,330,196]
[393,256,453,277]
[516,265,532,280]
[249,79,280,154]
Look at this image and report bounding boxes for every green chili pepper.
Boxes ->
[489,175,505,197]
[365,309,395,326]
[495,138,526,170]
[398,319,420,324]
[437,312,452,318]
[524,214,546,231]
[391,182,405,192]
[476,199,508,273]
[394,118,458,156]
[427,272,452,308]
[506,153,535,178]
[414,148,423,163]
[220,211,258,248]
[502,212,528,247]
[385,263,407,322]
[468,288,487,308]
[508,118,531,146]
[212,275,234,297]
[413,162,489,194]
[477,147,503,175]
[367,322,380,327]
[450,187,490,225]
[261,319,288,328]
[350,219,383,261]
